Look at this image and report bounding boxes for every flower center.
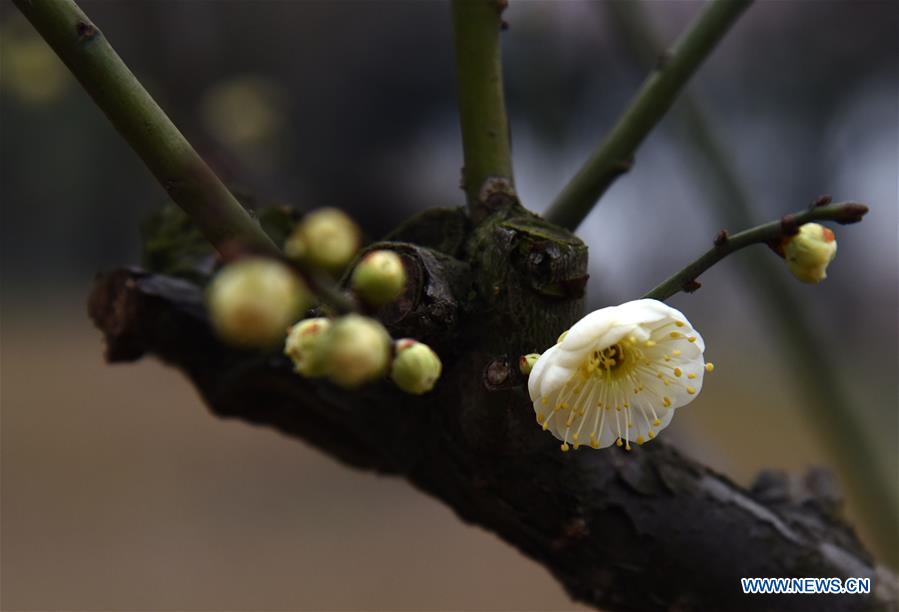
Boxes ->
[581,343,632,380]
[596,344,624,370]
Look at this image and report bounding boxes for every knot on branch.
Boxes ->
[75,20,99,43]
[475,176,517,218]
[347,241,471,358]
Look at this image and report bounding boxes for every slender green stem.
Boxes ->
[544,0,752,231]
[451,0,515,220]
[14,0,277,255]
[643,201,868,301]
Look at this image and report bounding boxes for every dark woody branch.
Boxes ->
[89,258,897,612]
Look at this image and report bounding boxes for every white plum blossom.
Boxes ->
[528,299,713,452]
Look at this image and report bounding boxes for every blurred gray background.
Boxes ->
[1,1,897,609]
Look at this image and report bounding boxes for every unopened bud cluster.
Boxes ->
[206,207,434,392]
[285,317,442,393]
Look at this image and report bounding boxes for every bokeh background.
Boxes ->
[1,1,897,609]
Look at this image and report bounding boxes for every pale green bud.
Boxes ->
[519,353,540,376]
[284,207,360,273]
[323,315,391,388]
[284,317,331,377]
[784,223,837,284]
[351,250,407,306]
[207,257,310,347]
[390,339,442,395]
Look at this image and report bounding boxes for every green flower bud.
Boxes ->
[207,257,310,347]
[284,317,331,377]
[390,339,442,395]
[322,315,391,388]
[519,353,540,376]
[783,223,837,284]
[351,250,407,306]
[284,207,360,273]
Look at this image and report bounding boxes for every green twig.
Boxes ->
[544,0,752,231]
[451,0,515,220]
[643,201,868,301]
[14,0,277,255]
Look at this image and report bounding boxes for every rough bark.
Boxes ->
[88,205,898,611]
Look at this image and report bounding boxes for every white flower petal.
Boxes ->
[527,299,710,452]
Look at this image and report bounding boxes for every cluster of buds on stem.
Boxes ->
[205,206,441,394]
[284,317,442,393]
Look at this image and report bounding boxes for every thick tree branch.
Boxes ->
[544,0,752,231]
[642,200,868,301]
[452,0,516,221]
[89,265,898,612]
[14,0,276,254]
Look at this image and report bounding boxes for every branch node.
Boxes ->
[682,279,702,293]
[713,229,729,246]
[780,213,800,236]
[484,355,512,390]
[812,194,833,208]
[75,20,98,42]
[478,176,517,211]
[613,156,635,176]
